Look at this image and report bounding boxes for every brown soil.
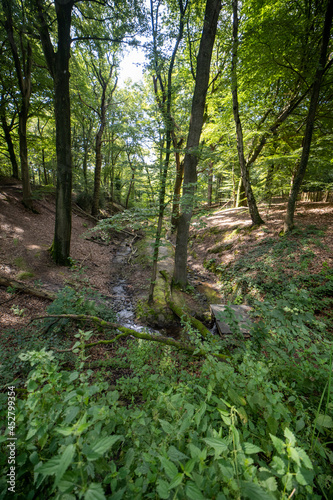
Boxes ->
[1,176,332,335]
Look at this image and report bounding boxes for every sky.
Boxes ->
[118,45,147,87]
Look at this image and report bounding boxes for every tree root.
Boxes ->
[159,270,211,338]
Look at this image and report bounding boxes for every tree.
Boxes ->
[173,0,221,287]
[32,0,141,263]
[33,0,74,264]
[2,0,33,207]
[231,0,264,225]
[284,0,333,232]
[147,0,189,303]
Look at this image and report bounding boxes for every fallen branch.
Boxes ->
[31,313,230,362]
[159,270,211,338]
[0,277,56,301]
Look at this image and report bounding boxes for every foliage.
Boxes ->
[1,308,333,498]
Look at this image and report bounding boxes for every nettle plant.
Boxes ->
[1,329,331,499]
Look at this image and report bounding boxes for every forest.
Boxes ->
[0,0,333,498]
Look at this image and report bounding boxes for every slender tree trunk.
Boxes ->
[148,0,187,301]
[207,161,213,207]
[3,0,32,207]
[284,0,333,232]
[173,0,222,287]
[52,1,74,264]
[0,105,19,178]
[92,127,104,216]
[18,104,32,207]
[231,0,263,225]
[125,166,135,209]
[170,159,184,232]
[236,178,247,207]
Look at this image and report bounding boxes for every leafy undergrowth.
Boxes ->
[1,223,333,499]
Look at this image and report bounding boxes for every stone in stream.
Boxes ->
[210,304,252,337]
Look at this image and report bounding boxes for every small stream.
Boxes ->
[108,241,157,334]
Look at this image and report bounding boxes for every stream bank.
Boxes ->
[109,235,221,338]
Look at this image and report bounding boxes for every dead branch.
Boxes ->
[0,277,56,301]
[31,313,230,362]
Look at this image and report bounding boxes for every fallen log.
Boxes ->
[0,277,56,301]
[31,313,230,362]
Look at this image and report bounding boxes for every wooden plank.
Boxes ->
[210,304,252,336]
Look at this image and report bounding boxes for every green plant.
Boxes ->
[10,305,26,317]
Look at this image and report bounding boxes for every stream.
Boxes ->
[107,240,157,334]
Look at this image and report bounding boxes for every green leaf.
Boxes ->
[55,444,76,486]
[90,435,123,457]
[241,481,275,499]
[168,445,189,462]
[261,477,277,492]
[156,479,170,499]
[185,481,205,499]
[267,416,278,435]
[269,434,285,454]
[160,457,178,479]
[237,406,248,425]
[39,457,61,476]
[84,482,106,500]
[297,448,313,469]
[125,448,135,468]
[295,467,314,486]
[27,380,38,392]
[194,402,207,428]
[271,456,286,475]
[169,472,184,489]
[316,414,333,428]
[284,428,296,446]
[203,437,228,455]
[184,458,196,476]
[228,388,246,406]
[243,442,262,454]
[159,419,174,434]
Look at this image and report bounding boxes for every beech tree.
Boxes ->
[173,0,221,287]
[284,0,333,232]
[2,0,33,207]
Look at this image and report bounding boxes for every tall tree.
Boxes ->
[173,0,221,287]
[231,0,264,225]
[284,0,333,232]
[148,0,189,303]
[33,0,74,264]
[91,57,117,217]
[2,0,33,207]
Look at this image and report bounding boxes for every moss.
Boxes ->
[17,271,35,280]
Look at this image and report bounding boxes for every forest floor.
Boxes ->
[0,175,332,344]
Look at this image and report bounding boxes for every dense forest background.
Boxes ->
[1,0,333,498]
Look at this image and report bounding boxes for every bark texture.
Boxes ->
[36,0,74,264]
[173,0,221,287]
[231,0,263,225]
[284,0,333,232]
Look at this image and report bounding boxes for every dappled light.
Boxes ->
[1,0,333,496]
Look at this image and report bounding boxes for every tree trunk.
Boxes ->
[173,0,222,287]
[284,0,333,232]
[207,160,213,207]
[52,0,74,264]
[170,158,184,232]
[236,178,247,207]
[231,0,263,225]
[0,104,19,179]
[18,104,32,207]
[2,0,32,207]
[92,127,104,217]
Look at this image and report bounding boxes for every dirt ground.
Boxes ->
[0,176,332,333]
